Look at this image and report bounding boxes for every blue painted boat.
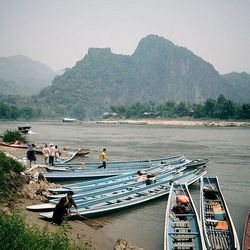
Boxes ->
[43,155,188,181]
[200,177,240,250]
[53,155,185,169]
[48,161,186,196]
[27,164,186,210]
[49,150,78,166]
[39,168,206,219]
[164,182,206,250]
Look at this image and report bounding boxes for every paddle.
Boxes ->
[71,213,103,228]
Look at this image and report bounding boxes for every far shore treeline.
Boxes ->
[0,94,249,120]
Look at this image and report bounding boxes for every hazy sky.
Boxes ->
[0,0,249,74]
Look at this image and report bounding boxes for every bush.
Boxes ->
[0,212,93,250]
[0,151,25,173]
[0,151,26,202]
[2,129,27,143]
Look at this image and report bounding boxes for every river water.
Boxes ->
[0,121,249,249]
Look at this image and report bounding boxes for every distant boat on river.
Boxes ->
[18,125,31,134]
[62,118,77,123]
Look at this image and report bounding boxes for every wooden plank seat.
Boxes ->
[173,221,191,227]
[116,196,134,202]
[174,228,191,233]
[172,235,197,242]
[172,242,196,249]
[148,189,157,193]
[170,232,199,236]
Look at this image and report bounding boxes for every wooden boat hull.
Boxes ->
[29,164,186,211]
[18,126,31,134]
[27,203,56,211]
[243,210,250,250]
[43,156,189,181]
[39,168,206,219]
[200,177,240,250]
[56,150,77,164]
[54,155,185,168]
[0,142,29,149]
[48,162,180,194]
[164,182,206,250]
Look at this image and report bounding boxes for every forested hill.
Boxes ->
[0,55,55,95]
[223,72,250,102]
[39,35,241,119]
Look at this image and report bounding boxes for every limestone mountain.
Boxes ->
[0,55,55,95]
[39,35,239,119]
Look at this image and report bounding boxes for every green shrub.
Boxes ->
[2,129,27,143]
[0,151,26,202]
[0,151,25,173]
[0,212,93,250]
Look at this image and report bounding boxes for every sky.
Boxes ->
[0,0,249,74]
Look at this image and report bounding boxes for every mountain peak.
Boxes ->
[87,48,112,56]
[133,34,175,56]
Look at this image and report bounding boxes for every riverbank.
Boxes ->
[0,146,144,250]
[85,119,250,127]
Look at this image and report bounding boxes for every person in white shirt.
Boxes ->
[49,144,55,166]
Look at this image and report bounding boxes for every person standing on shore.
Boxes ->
[98,148,108,169]
[49,144,55,166]
[54,145,60,162]
[26,144,36,167]
[42,144,50,165]
[51,191,79,226]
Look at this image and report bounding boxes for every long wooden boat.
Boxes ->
[200,177,240,250]
[43,156,188,181]
[39,168,206,219]
[0,141,29,149]
[47,158,207,195]
[28,164,183,211]
[164,182,206,250]
[27,164,186,210]
[56,150,78,164]
[48,165,188,203]
[48,161,184,195]
[53,155,185,168]
[243,210,250,250]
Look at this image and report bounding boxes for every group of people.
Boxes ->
[26,146,108,225]
[26,143,60,167]
[42,144,60,166]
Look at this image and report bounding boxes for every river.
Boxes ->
[0,121,249,249]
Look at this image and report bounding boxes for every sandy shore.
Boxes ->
[85,119,250,127]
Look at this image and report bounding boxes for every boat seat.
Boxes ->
[173,242,196,249]
[148,189,157,193]
[173,221,191,227]
[116,196,133,202]
[174,229,191,232]
[173,235,196,240]
[170,232,198,236]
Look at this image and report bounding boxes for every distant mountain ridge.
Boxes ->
[0,55,55,95]
[223,72,250,102]
[39,34,247,119]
